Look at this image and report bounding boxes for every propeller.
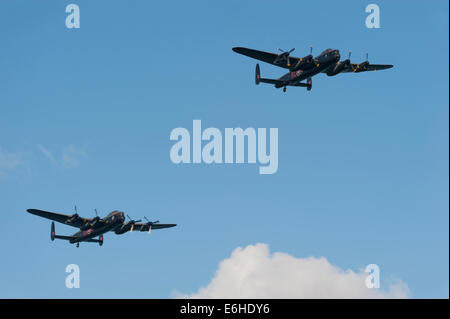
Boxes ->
[91,209,100,223]
[357,51,370,71]
[351,51,370,72]
[277,47,296,54]
[345,51,354,71]
[126,214,142,232]
[343,50,354,72]
[297,46,314,65]
[276,47,296,67]
[143,216,159,235]
[87,208,102,226]
[66,205,80,224]
[310,46,321,67]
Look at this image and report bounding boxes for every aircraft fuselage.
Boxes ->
[276,49,340,88]
[69,211,125,243]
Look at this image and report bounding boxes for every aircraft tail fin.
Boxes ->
[255,64,261,85]
[255,64,287,88]
[307,77,312,91]
[50,222,76,241]
[51,221,55,240]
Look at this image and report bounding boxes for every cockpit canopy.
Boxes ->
[320,48,333,55]
[107,210,122,217]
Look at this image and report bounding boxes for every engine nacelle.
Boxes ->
[326,60,350,76]
[353,61,369,73]
[90,216,100,226]
[66,213,80,224]
[114,223,131,235]
[290,55,314,71]
[300,54,313,63]
[80,216,101,230]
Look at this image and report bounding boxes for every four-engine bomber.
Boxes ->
[28,208,176,248]
[233,47,393,92]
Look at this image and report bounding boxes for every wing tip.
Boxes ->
[232,47,246,54]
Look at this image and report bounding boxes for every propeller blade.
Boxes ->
[74,206,77,214]
[289,48,296,53]
[277,48,284,53]
[148,225,152,235]
[348,51,352,59]
[366,51,369,61]
[130,224,134,232]
[310,46,313,55]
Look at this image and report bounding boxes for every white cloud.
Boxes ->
[38,144,86,168]
[0,147,24,178]
[37,144,58,167]
[62,144,87,168]
[177,243,409,299]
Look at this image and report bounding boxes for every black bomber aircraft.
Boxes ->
[27,207,176,247]
[232,46,393,92]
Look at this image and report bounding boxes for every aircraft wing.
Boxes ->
[26,208,91,228]
[342,63,394,73]
[130,223,177,232]
[233,47,302,69]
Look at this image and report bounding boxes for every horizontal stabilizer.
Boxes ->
[54,235,76,241]
[86,235,104,246]
[51,221,76,242]
[260,78,283,85]
[290,82,309,87]
[255,64,282,86]
[85,238,101,243]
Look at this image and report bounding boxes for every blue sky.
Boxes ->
[0,0,448,298]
